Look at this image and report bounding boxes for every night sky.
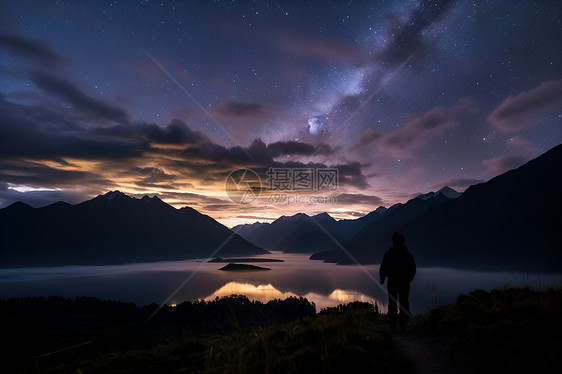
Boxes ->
[1,0,561,226]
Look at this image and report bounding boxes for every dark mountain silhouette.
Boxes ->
[0,191,268,267]
[232,208,387,253]
[310,187,460,261]
[312,144,562,272]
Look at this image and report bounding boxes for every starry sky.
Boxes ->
[0,0,561,227]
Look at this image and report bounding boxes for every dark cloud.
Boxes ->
[353,97,477,157]
[334,193,384,206]
[483,155,527,176]
[213,102,272,119]
[0,98,145,160]
[250,159,368,190]
[268,140,338,157]
[331,161,370,189]
[351,128,383,150]
[0,32,66,65]
[30,70,129,123]
[488,80,562,131]
[0,160,114,199]
[383,0,456,64]
[131,167,177,189]
[180,138,273,167]
[96,120,210,145]
[0,82,370,210]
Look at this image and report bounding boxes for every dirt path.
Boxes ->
[389,330,469,374]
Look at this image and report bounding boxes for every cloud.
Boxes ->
[95,120,210,145]
[330,161,370,189]
[487,80,562,131]
[483,155,527,176]
[0,90,371,211]
[213,102,277,120]
[334,193,384,206]
[351,128,383,150]
[30,70,129,123]
[0,160,114,198]
[0,99,145,161]
[148,191,229,208]
[233,215,277,222]
[267,140,338,157]
[351,97,477,157]
[0,32,66,65]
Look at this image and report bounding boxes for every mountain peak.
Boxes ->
[3,201,33,211]
[416,186,461,201]
[278,213,309,222]
[83,190,133,207]
[103,190,126,201]
[312,212,336,223]
[436,186,461,198]
[313,212,331,219]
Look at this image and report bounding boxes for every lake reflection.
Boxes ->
[0,252,560,313]
[203,282,379,311]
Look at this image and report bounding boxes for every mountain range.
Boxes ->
[232,207,388,253]
[233,186,459,254]
[2,145,560,271]
[311,144,562,272]
[0,191,267,267]
[235,145,562,272]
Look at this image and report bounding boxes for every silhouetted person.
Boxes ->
[379,232,416,332]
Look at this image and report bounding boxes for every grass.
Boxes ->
[416,287,562,373]
[203,306,409,374]
[0,297,408,374]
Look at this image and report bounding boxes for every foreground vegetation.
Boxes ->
[0,296,407,374]
[1,287,560,373]
[418,287,562,373]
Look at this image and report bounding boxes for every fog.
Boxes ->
[1,253,560,313]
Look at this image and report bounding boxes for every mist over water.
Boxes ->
[0,252,560,313]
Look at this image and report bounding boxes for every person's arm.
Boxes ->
[379,251,389,284]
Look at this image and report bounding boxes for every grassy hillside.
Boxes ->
[0,296,408,374]
[2,287,561,373]
[417,287,562,373]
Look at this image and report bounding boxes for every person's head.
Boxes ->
[392,232,405,246]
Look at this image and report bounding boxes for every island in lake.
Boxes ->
[218,263,271,271]
[209,257,283,263]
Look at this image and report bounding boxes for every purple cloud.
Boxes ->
[483,155,527,176]
[488,80,562,131]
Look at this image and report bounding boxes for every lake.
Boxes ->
[0,252,560,313]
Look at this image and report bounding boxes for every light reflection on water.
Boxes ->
[0,252,560,313]
[203,282,379,311]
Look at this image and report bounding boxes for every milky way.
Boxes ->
[0,0,560,226]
